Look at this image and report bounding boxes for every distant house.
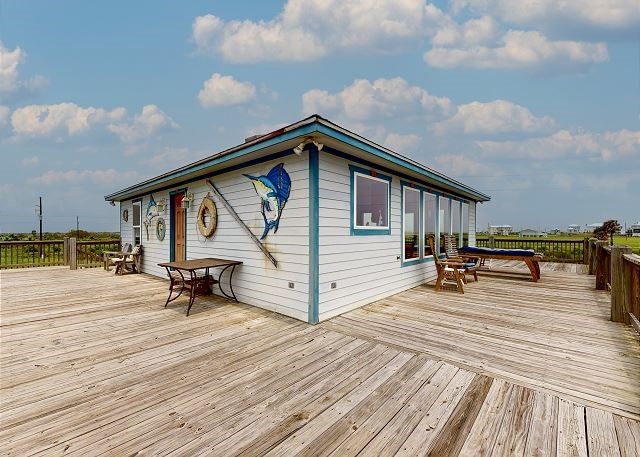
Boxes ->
[567,224,581,233]
[520,229,546,237]
[549,228,561,235]
[586,223,603,233]
[488,225,512,235]
[105,115,490,324]
[631,222,640,237]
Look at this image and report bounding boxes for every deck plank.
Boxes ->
[0,266,638,456]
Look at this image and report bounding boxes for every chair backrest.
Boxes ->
[427,235,444,267]
[442,234,460,259]
[122,242,133,253]
[131,245,142,256]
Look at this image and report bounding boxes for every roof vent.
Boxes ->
[244,134,263,143]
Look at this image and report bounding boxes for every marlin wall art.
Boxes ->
[244,163,291,240]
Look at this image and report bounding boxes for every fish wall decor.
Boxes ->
[244,163,291,240]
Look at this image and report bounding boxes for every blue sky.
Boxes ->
[0,0,638,233]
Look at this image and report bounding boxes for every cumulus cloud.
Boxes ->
[143,147,201,171]
[302,77,453,121]
[11,103,126,138]
[434,154,493,176]
[0,105,9,129]
[432,15,499,47]
[383,133,422,154]
[108,105,178,143]
[477,129,640,160]
[192,0,447,62]
[21,156,40,167]
[29,169,139,186]
[0,42,48,101]
[451,0,640,39]
[425,30,607,73]
[198,73,256,108]
[432,100,556,136]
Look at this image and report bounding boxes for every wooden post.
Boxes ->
[622,254,640,331]
[582,238,588,264]
[488,235,495,249]
[588,238,597,275]
[594,240,607,290]
[69,237,77,270]
[63,237,70,266]
[611,246,632,323]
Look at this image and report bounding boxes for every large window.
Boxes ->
[403,187,420,261]
[439,196,450,235]
[351,166,391,235]
[462,202,469,246]
[424,192,436,257]
[451,199,461,236]
[132,199,142,245]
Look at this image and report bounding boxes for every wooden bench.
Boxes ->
[459,246,542,281]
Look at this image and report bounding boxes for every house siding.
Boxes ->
[317,153,437,321]
[120,154,310,322]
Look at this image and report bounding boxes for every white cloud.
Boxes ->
[192,0,447,62]
[198,73,256,108]
[143,147,201,171]
[29,169,139,186]
[451,0,640,38]
[477,129,640,160]
[425,30,607,73]
[432,100,556,136]
[11,103,125,138]
[108,105,178,143]
[0,41,48,101]
[432,15,499,47]
[302,77,454,121]
[21,156,39,167]
[434,154,493,177]
[0,105,9,129]
[383,133,421,154]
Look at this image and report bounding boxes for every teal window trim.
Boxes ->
[349,164,392,236]
[400,181,436,267]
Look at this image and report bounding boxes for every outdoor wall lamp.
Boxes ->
[182,192,194,210]
[293,137,324,155]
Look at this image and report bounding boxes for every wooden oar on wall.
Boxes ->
[205,179,278,268]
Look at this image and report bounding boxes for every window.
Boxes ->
[132,199,142,245]
[439,196,450,235]
[462,202,469,246]
[403,187,420,261]
[351,166,391,235]
[424,192,436,257]
[451,199,461,236]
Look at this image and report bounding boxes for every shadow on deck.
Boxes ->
[1,265,638,456]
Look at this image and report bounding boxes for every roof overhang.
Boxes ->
[105,115,491,203]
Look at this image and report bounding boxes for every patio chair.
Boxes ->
[442,234,479,283]
[104,243,132,271]
[427,235,465,293]
[114,245,143,275]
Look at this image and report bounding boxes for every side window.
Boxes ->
[424,192,436,256]
[402,187,420,261]
[351,167,391,235]
[439,196,450,235]
[462,202,469,246]
[451,199,461,236]
[132,199,142,246]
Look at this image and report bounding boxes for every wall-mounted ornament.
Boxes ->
[144,194,159,241]
[244,163,291,240]
[156,217,166,241]
[197,194,218,238]
[122,209,129,222]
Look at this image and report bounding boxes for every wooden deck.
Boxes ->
[1,266,639,456]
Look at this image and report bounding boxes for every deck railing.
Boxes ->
[589,237,640,334]
[475,237,584,263]
[0,239,120,270]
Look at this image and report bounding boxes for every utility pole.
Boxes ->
[76,216,79,236]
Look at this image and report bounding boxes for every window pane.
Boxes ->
[403,188,420,260]
[439,196,450,234]
[424,193,436,256]
[451,200,461,235]
[355,174,389,229]
[462,202,469,246]
[134,227,141,246]
[132,201,141,226]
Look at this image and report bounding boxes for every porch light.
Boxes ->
[182,192,194,210]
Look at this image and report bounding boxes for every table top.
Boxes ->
[158,258,243,271]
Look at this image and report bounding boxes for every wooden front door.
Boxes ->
[173,193,186,262]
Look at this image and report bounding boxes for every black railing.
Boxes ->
[0,239,121,269]
[474,237,584,263]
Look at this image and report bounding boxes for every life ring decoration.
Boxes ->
[197,196,218,238]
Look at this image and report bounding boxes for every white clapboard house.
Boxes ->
[105,115,490,323]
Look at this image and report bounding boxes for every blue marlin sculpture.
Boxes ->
[244,163,291,240]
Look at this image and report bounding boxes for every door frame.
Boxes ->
[169,188,187,261]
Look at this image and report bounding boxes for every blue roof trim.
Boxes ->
[105,122,320,201]
[315,123,489,202]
